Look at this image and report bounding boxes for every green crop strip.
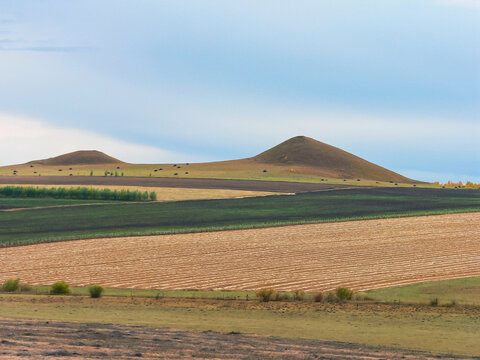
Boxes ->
[1,187,479,246]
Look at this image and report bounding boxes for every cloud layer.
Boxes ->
[0,113,197,165]
[0,1,478,182]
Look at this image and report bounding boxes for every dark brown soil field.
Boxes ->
[0,317,473,359]
[0,175,348,193]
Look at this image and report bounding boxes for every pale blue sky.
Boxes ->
[0,0,479,181]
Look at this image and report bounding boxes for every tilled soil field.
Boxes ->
[0,317,474,360]
[1,213,479,291]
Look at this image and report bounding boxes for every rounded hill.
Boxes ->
[251,136,413,183]
[28,150,123,166]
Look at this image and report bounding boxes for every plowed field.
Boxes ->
[1,213,479,291]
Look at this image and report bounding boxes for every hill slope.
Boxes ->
[250,136,413,182]
[28,150,123,166]
[1,137,417,184]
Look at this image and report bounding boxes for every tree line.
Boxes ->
[0,186,157,201]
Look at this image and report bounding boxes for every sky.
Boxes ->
[0,0,479,182]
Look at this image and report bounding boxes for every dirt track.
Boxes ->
[0,175,347,193]
[1,213,479,292]
[0,317,473,359]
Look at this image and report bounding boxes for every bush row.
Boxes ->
[0,186,157,201]
[1,279,104,298]
[255,287,355,303]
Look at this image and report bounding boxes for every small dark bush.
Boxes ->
[274,292,290,301]
[20,284,32,292]
[88,284,104,298]
[50,281,70,295]
[2,278,20,292]
[255,288,276,302]
[314,293,323,302]
[294,290,305,301]
[429,298,438,307]
[324,292,337,303]
[336,287,353,301]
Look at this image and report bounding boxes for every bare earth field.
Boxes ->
[1,212,479,291]
[1,317,471,360]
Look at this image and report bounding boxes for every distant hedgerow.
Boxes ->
[0,186,154,202]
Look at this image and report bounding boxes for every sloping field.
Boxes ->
[0,175,348,192]
[1,213,479,291]
[0,184,281,202]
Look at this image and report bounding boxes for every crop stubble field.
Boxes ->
[1,212,479,292]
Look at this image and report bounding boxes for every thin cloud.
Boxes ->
[0,113,199,166]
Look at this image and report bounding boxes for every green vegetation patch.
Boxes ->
[1,187,479,246]
[0,185,156,202]
[362,277,480,305]
[0,197,117,210]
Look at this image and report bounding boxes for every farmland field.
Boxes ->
[1,212,479,291]
[0,184,281,202]
[5,317,462,360]
[0,197,118,210]
[1,187,479,246]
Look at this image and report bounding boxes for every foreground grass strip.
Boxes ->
[0,294,479,357]
[362,277,480,305]
[1,187,479,246]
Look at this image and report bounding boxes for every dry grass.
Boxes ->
[0,160,435,188]
[0,184,280,202]
[1,212,478,291]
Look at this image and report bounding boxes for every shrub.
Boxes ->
[255,288,276,302]
[2,278,20,292]
[19,283,32,292]
[324,292,337,303]
[429,298,438,307]
[149,191,157,201]
[274,292,290,301]
[88,284,104,298]
[314,293,323,302]
[294,290,305,301]
[336,287,353,301]
[50,281,70,295]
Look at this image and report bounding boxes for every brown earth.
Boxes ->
[28,150,123,166]
[0,317,473,360]
[1,213,479,291]
[0,175,350,193]
[252,136,413,182]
